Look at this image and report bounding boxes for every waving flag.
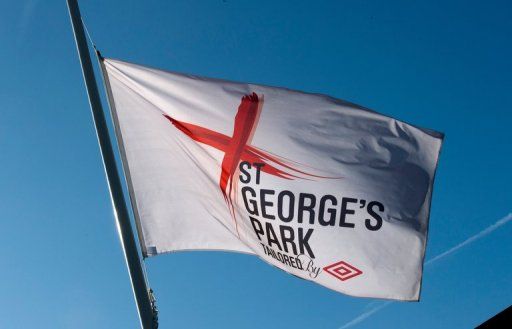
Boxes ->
[100,58,443,301]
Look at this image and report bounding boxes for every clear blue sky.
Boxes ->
[1,0,511,328]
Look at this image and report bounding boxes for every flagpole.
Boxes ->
[66,0,157,328]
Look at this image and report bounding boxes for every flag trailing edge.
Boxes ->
[101,57,443,301]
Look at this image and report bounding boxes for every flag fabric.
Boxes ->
[101,58,443,301]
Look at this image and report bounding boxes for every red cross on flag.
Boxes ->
[101,58,443,301]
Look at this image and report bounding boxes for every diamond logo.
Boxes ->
[323,260,363,282]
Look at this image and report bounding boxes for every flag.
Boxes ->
[101,58,443,301]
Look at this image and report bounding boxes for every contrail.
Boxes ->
[425,213,512,265]
[339,213,512,329]
[339,301,393,329]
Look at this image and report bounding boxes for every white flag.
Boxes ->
[101,58,443,301]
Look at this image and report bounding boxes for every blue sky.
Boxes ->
[1,0,511,328]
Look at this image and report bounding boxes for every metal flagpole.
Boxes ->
[66,0,157,328]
